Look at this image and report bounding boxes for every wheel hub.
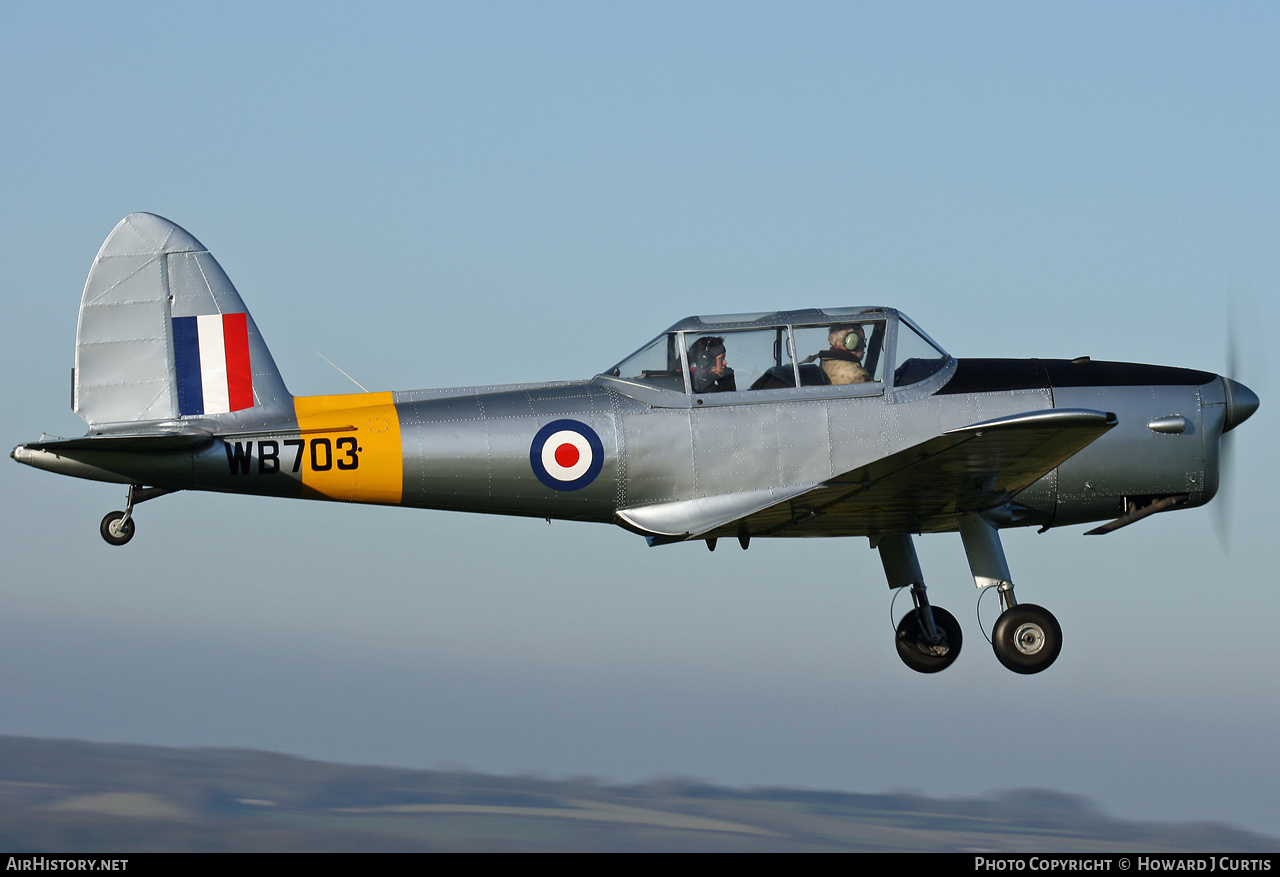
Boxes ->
[918,640,950,658]
[1012,622,1046,655]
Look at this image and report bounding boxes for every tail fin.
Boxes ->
[73,213,292,430]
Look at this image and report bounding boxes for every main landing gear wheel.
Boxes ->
[100,511,135,546]
[895,606,962,674]
[991,603,1061,674]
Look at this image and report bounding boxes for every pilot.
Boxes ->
[817,325,871,385]
[687,336,737,393]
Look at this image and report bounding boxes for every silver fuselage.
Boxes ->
[14,356,1232,540]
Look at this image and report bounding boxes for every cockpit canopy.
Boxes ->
[598,307,950,401]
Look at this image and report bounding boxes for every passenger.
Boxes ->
[818,325,871,384]
[687,336,737,393]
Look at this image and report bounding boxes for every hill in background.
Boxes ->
[0,736,1272,852]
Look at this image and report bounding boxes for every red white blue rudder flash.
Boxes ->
[173,313,254,416]
[72,213,290,427]
[530,419,604,491]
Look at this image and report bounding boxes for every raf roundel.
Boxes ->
[530,419,604,491]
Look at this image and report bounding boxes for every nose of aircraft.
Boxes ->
[1223,377,1260,432]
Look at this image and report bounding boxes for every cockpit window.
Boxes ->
[606,328,796,394]
[604,315,944,396]
[686,328,793,393]
[793,321,886,385]
[605,332,686,391]
[893,321,949,386]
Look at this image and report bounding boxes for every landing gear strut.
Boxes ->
[873,518,1064,675]
[960,513,1062,675]
[99,485,173,546]
[878,535,962,673]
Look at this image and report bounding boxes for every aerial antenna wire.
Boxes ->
[313,350,370,393]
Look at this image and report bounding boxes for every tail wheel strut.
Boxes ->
[99,485,174,546]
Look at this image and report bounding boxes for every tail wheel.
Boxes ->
[992,604,1062,674]
[895,606,962,673]
[100,511,135,546]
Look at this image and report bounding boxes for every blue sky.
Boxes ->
[3,2,1278,836]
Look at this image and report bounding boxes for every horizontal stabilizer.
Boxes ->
[11,430,215,485]
[20,433,214,453]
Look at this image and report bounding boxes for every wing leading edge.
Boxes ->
[618,408,1117,542]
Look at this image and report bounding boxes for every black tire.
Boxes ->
[100,511,135,546]
[895,606,962,673]
[992,603,1062,674]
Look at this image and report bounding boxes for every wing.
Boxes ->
[617,408,1117,542]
